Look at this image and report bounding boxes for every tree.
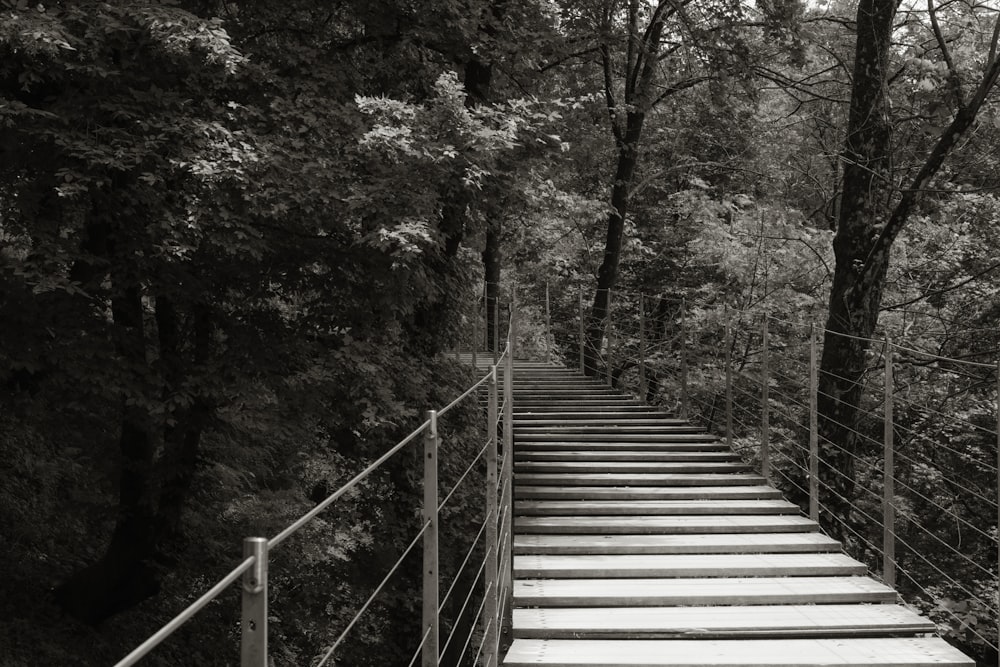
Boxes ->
[817,0,1000,527]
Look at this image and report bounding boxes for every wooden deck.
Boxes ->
[501,361,973,667]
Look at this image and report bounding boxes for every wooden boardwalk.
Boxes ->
[501,361,973,667]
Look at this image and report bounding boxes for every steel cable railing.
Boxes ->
[115,295,519,667]
[533,280,999,662]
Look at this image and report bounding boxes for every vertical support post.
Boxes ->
[241,537,268,667]
[605,289,614,387]
[422,411,439,667]
[761,318,770,483]
[501,345,514,649]
[680,299,689,420]
[510,286,518,359]
[484,368,499,666]
[493,288,499,365]
[724,308,733,449]
[472,315,478,370]
[883,337,895,589]
[545,281,551,364]
[996,358,1000,649]
[639,293,647,403]
[808,324,819,523]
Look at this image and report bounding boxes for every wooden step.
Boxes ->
[515,461,751,474]
[514,418,689,427]
[515,515,818,535]
[514,576,896,607]
[512,604,936,639]
[515,411,669,419]
[515,405,659,413]
[516,438,723,449]
[514,553,866,578]
[516,451,738,462]
[513,532,841,555]
[516,425,706,433]
[514,485,782,501]
[517,433,712,442]
[503,638,973,666]
[515,499,799,516]
[517,473,767,487]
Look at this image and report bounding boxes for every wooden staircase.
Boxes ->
[502,362,974,667]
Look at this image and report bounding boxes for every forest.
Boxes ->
[2,0,1000,665]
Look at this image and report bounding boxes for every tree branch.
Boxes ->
[927,0,965,107]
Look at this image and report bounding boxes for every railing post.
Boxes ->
[578,288,585,374]
[680,299,689,420]
[545,281,551,364]
[493,288,499,365]
[761,318,770,483]
[606,289,614,387]
[510,286,518,359]
[472,314,478,371]
[501,344,514,648]
[241,537,268,667]
[422,411,439,667]
[724,308,733,449]
[639,293,647,403]
[484,368,499,666]
[996,358,999,649]
[883,337,895,589]
[808,324,819,523]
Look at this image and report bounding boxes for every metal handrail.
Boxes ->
[114,296,517,667]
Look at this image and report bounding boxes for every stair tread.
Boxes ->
[513,532,841,554]
[503,638,972,666]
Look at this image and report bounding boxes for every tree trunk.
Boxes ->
[483,225,501,354]
[585,112,645,377]
[54,283,161,624]
[816,0,896,536]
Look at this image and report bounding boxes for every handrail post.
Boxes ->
[501,345,514,648]
[472,315,478,370]
[605,289,614,387]
[809,324,819,523]
[545,281,551,364]
[485,368,499,666]
[883,337,895,589]
[724,308,733,449]
[422,411,439,667]
[761,318,770,483]
[639,294,647,403]
[241,537,268,667]
[996,358,999,649]
[510,286,518,359]
[578,288,585,374]
[680,299,689,420]
[493,288,499,365]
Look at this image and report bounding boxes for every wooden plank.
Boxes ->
[516,426,709,434]
[515,461,751,474]
[513,532,841,555]
[516,438,722,449]
[517,434,717,442]
[514,499,799,516]
[513,576,897,607]
[512,604,936,639]
[514,485,782,501]
[513,553,865,578]
[517,451,738,462]
[503,638,974,666]
[514,419,690,426]
[514,515,818,535]
[517,473,767,488]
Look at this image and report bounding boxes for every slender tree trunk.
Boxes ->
[483,226,501,353]
[585,113,645,376]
